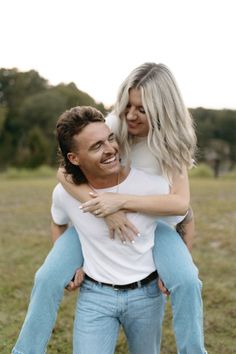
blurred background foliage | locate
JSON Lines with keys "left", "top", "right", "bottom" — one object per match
{"left": 0, "top": 67, "right": 235, "bottom": 177}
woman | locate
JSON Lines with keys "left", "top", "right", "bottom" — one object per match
{"left": 13, "top": 63, "right": 207, "bottom": 354}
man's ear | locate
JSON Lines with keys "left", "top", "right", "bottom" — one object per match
{"left": 67, "top": 152, "right": 80, "bottom": 166}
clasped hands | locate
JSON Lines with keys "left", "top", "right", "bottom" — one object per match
{"left": 81, "top": 192, "right": 139, "bottom": 244}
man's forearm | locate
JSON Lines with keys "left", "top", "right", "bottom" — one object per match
{"left": 176, "top": 208, "right": 195, "bottom": 252}
{"left": 51, "top": 221, "right": 68, "bottom": 243}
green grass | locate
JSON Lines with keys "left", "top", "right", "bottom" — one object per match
{"left": 0, "top": 176, "right": 236, "bottom": 353}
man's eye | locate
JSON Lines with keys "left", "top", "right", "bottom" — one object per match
{"left": 93, "top": 143, "right": 101, "bottom": 150}
{"left": 108, "top": 135, "right": 115, "bottom": 141}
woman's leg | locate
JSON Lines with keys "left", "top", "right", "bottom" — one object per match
{"left": 153, "top": 221, "right": 207, "bottom": 354}
{"left": 12, "top": 226, "right": 83, "bottom": 354}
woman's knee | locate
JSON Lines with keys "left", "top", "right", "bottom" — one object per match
{"left": 173, "top": 268, "right": 202, "bottom": 293}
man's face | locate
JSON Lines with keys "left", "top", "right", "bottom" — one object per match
{"left": 68, "top": 122, "right": 120, "bottom": 182}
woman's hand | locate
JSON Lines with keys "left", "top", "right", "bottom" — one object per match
{"left": 104, "top": 211, "right": 140, "bottom": 244}
{"left": 80, "top": 192, "right": 125, "bottom": 217}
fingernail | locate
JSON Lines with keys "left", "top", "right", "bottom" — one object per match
{"left": 131, "top": 240, "right": 135, "bottom": 244}
{"left": 137, "top": 233, "right": 141, "bottom": 237}
{"left": 122, "top": 241, "right": 126, "bottom": 245}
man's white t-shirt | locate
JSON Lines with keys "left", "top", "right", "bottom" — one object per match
{"left": 51, "top": 168, "right": 184, "bottom": 285}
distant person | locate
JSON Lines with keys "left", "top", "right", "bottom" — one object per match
{"left": 13, "top": 63, "right": 207, "bottom": 354}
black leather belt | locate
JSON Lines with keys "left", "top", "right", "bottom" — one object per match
{"left": 84, "top": 271, "right": 158, "bottom": 290}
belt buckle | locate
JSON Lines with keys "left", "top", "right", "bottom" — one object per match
{"left": 112, "top": 284, "right": 119, "bottom": 291}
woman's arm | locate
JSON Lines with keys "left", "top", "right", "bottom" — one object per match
{"left": 57, "top": 167, "right": 93, "bottom": 203}
{"left": 80, "top": 168, "right": 190, "bottom": 217}
{"left": 57, "top": 168, "right": 140, "bottom": 242}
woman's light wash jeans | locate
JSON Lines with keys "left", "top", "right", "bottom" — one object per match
{"left": 12, "top": 221, "right": 207, "bottom": 354}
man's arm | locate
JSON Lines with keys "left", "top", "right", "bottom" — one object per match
{"left": 50, "top": 220, "right": 68, "bottom": 243}
{"left": 176, "top": 207, "right": 195, "bottom": 252}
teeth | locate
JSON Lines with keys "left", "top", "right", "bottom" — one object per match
{"left": 103, "top": 156, "right": 116, "bottom": 164}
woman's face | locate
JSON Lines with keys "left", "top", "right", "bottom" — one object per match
{"left": 124, "top": 88, "right": 149, "bottom": 137}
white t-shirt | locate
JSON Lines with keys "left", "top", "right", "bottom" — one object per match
{"left": 51, "top": 168, "right": 184, "bottom": 285}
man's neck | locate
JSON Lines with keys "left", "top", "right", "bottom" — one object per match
{"left": 88, "top": 166, "right": 130, "bottom": 189}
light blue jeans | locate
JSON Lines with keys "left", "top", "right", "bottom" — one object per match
{"left": 12, "top": 221, "right": 207, "bottom": 354}
{"left": 73, "top": 278, "right": 165, "bottom": 354}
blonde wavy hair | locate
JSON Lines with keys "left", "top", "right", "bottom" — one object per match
{"left": 113, "top": 63, "right": 197, "bottom": 182}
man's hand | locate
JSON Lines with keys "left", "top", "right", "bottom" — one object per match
{"left": 65, "top": 268, "right": 85, "bottom": 291}
{"left": 158, "top": 278, "right": 170, "bottom": 296}
{"left": 176, "top": 206, "right": 194, "bottom": 252}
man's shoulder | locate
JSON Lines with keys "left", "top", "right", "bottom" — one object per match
{"left": 53, "top": 182, "right": 64, "bottom": 194}
{"left": 52, "top": 183, "right": 69, "bottom": 200}
{"left": 52, "top": 183, "right": 81, "bottom": 207}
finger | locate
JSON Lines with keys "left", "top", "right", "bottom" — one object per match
{"left": 80, "top": 199, "right": 98, "bottom": 210}
{"left": 93, "top": 209, "right": 103, "bottom": 216}
{"left": 119, "top": 225, "right": 135, "bottom": 243}
{"left": 65, "top": 281, "right": 74, "bottom": 291}
{"left": 84, "top": 206, "right": 98, "bottom": 213}
{"left": 116, "top": 228, "right": 127, "bottom": 244}
{"left": 108, "top": 227, "right": 115, "bottom": 240}
{"left": 74, "top": 269, "right": 85, "bottom": 287}
{"left": 81, "top": 205, "right": 99, "bottom": 213}
{"left": 158, "top": 279, "right": 170, "bottom": 295}
{"left": 125, "top": 220, "right": 140, "bottom": 237}
{"left": 89, "top": 192, "right": 99, "bottom": 198}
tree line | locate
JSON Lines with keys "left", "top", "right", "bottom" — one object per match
{"left": 0, "top": 68, "right": 235, "bottom": 177}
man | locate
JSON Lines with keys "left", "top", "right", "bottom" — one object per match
{"left": 12, "top": 105, "right": 206, "bottom": 354}
{"left": 52, "top": 106, "right": 167, "bottom": 353}
{"left": 51, "top": 106, "right": 189, "bottom": 354}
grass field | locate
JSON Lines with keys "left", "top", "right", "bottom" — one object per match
{"left": 0, "top": 176, "right": 236, "bottom": 353}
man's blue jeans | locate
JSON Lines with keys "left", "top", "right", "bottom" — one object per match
{"left": 73, "top": 278, "right": 165, "bottom": 354}
{"left": 12, "top": 222, "right": 207, "bottom": 354}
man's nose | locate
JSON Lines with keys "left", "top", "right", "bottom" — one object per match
{"left": 104, "top": 141, "right": 116, "bottom": 153}
{"left": 126, "top": 106, "right": 137, "bottom": 121}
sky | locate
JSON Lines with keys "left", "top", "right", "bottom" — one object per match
{"left": 1, "top": 0, "right": 236, "bottom": 109}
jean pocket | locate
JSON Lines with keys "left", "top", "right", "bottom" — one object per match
{"left": 80, "top": 279, "right": 95, "bottom": 293}
{"left": 143, "top": 279, "right": 160, "bottom": 297}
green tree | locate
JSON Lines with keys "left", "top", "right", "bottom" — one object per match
{"left": 25, "top": 127, "right": 50, "bottom": 168}
{"left": 0, "top": 104, "right": 7, "bottom": 135}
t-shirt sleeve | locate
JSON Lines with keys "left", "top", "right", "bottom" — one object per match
{"left": 51, "top": 184, "right": 70, "bottom": 225}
